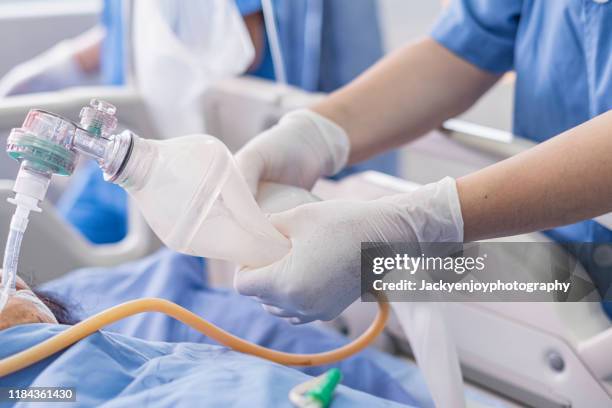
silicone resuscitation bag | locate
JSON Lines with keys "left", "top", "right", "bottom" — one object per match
{"left": 115, "top": 134, "right": 291, "bottom": 268}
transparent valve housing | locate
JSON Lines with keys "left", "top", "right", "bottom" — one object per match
{"left": 7, "top": 110, "right": 79, "bottom": 176}
{"left": 116, "top": 134, "right": 291, "bottom": 267}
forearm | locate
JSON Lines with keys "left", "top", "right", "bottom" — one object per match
{"left": 458, "top": 110, "right": 612, "bottom": 241}
{"left": 311, "top": 38, "right": 500, "bottom": 164}
{"left": 243, "top": 12, "right": 266, "bottom": 72}
{"left": 72, "top": 26, "right": 105, "bottom": 73}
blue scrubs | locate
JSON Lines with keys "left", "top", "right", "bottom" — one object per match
{"left": 432, "top": 0, "right": 612, "bottom": 312}
{"left": 100, "top": 0, "right": 124, "bottom": 86}
{"left": 58, "top": 0, "right": 396, "bottom": 244}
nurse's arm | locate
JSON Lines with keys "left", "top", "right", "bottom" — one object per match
{"left": 311, "top": 38, "right": 500, "bottom": 164}
{"left": 71, "top": 26, "right": 104, "bottom": 74}
{"left": 243, "top": 12, "right": 267, "bottom": 72}
{"left": 458, "top": 111, "right": 612, "bottom": 241}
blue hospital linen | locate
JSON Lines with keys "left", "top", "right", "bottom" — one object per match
{"left": 39, "top": 249, "right": 424, "bottom": 406}
{"left": 0, "top": 325, "right": 409, "bottom": 408}
{"left": 431, "top": 0, "right": 612, "bottom": 311}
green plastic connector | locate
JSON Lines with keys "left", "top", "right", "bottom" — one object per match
{"left": 305, "top": 368, "right": 342, "bottom": 408}
{"left": 86, "top": 120, "right": 103, "bottom": 137}
{"left": 7, "top": 133, "right": 77, "bottom": 176}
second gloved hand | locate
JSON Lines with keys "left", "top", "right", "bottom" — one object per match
{"left": 235, "top": 109, "right": 350, "bottom": 194}
{"left": 235, "top": 177, "right": 464, "bottom": 323}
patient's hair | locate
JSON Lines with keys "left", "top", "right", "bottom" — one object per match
{"left": 33, "top": 290, "right": 79, "bottom": 325}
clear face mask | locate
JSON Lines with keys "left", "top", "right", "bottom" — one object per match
{"left": 0, "top": 278, "right": 14, "bottom": 315}
{"left": 13, "top": 289, "right": 57, "bottom": 323}
{"left": 0, "top": 282, "right": 57, "bottom": 324}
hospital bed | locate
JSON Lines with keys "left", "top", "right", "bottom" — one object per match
{"left": 0, "top": 77, "right": 611, "bottom": 407}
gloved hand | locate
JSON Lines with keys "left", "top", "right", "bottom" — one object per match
{"left": 235, "top": 109, "right": 350, "bottom": 194}
{"left": 235, "top": 177, "right": 464, "bottom": 323}
{"left": 0, "top": 30, "right": 102, "bottom": 97}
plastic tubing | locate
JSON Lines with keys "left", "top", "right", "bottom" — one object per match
{"left": 2, "top": 228, "right": 24, "bottom": 290}
{"left": 0, "top": 228, "right": 25, "bottom": 313}
{"left": 1, "top": 167, "right": 49, "bottom": 314}
{"left": 0, "top": 297, "right": 389, "bottom": 377}
{"left": 261, "top": 0, "right": 287, "bottom": 85}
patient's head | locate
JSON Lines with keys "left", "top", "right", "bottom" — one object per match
{"left": 0, "top": 276, "right": 77, "bottom": 331}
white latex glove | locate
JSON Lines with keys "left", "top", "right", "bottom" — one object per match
{"left": 235, "top": 177, "right": 463, "bottom": 323}
{"left": 0, "top": 30, "right": 102, "bottom": 97}
{"left": 235, "top": 109, "right": 350, "bottom": 194}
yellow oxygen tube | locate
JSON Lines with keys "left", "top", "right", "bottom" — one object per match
{"left": 0, "top": 297, "right": 389, "bottom": 377}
